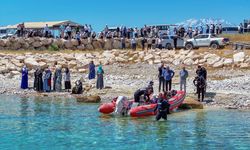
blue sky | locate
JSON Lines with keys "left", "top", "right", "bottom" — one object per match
{"left": 0, "top": 0, "right": 249, "bottom": 31}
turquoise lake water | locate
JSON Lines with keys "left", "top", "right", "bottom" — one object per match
{"left": 0, "top": 95, "right": 250, "bottom": 150}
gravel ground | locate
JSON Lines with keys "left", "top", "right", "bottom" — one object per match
{"left": 0, "top": 63, "right": 250, "bottom": 109}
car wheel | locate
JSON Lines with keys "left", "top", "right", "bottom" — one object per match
{"left": 166, "top": 43, "right": 172, "bottom": 50}
{"left": 185, "top": 43, "right": 193, "bottom": 50}
{"left": 210, "top": 43, "right": 219, "bottom": 50}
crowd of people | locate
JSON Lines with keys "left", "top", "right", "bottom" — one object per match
{"left": 130, "top": 64, "right": 207, "bottom": 121}
{"left": 20, "top": 61, "right": 105, "bottom": 94}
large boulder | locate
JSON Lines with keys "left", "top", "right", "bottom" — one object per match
{"left": 240, "top": 63, "right": 249, "bottom": 69}
{"left": 92, "top": 40, "right": 102, "bottom": 49}
{"left": 223, "top": 58, "right": 233, "bottom": 66}
{"left": 77, "top": 45, "right": 85, "bottom": 50}
{"left": 144, "top": 54, "right": 154, "bottom": 61}
{"left": 75, "top": 95, "right": 101, "bottom": 103}
{"left": 0, "top": 66, "right": 8, "bottom": 74}
{"left": 32, "top": 41, "right": 42, "bottom": 48}
{"left": 68, "top": 60, "right": 77, "bottom": 68}
{"left": 233, "top": 52, "right": 245, "bottom": 63}
{"left": 71, "top": 39, "right": 79, "bottom": 46}
{"left": 85, "top": 44, "right": 94, "bottom": 50}
{"left": 41, "top": 38, "right": 53, "bottom": 46}
{"left": 104, "top": 39, "right": 113, "bottom": 50}
{"left": 64, "top": 40, "right": 74, "bottom": 49}
{"left": 38, "top": 62, "right": 48, "bottom": 69}
{"left": 24, "top": 57, "right": 39, "bottom": 69}
{"left": 112, "top": 39, "right": 121, "bottom": 49}
{"left": 183, "top": 58, "right": 194, "bottom": 66}
{"left": 205, "top": 54, "right": 221, "bottom": 65}
{"left": 0, "top": 40, "right": 6, "bottom": 47}
{"left": 213, "top": 59, "right": 224, "bottom": 68}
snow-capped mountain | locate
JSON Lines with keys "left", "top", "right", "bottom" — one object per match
{"left": 176, "top": 18, "right": 234, "bottom": 28}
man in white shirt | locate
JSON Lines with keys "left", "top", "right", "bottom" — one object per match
{"left": 44, "top": 24, "right": 49, "bottom": 38}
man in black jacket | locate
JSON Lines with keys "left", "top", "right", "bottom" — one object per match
{"left": 134, "top": 88, "right": 153, "bottom": 103}
{"left": 193, "top": 76, "right": 206, "bottom": 102}
{"left": 158, "top": 63, "right": 165, "bottom": 92}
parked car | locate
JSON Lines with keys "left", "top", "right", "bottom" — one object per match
{"left": 0, "top": 34, "right": 13, "bottom": 39}
{"left": 162, "top": 35, "right": 184, "bottom": 50}
{"left": 184, "top": 34, "right": 229, "bottom": 50}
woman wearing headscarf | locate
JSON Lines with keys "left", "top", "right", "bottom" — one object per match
{"left": 55, "top": 68, "right": 62, "bottom": 92}
{"left": 43, "top": 68, "right": 52, "bottom": 92}
{"left": 64, "top": 67, "right": 71, "bottom": 92}
{"left": 88, "top": 61, "right": 96, "bottom": 80}
{"left": 96, "top": 65, "right": 104, "bottom": 90}
{"left": 21, "top": 65, "right": 28, "bottom": 89}
{"left": 35, "top": 68, "right": 43, "bottom": 92}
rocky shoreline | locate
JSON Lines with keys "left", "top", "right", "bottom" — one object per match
{"left": 0, "top": 48, "right": 250, "bottom": 109}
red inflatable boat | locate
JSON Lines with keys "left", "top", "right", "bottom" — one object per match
{"left": 98, "top": 90, "right": 186, "bottom": 117}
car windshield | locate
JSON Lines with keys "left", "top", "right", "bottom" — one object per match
{"left": 211, "top": 34, "right": 218, "bottom": 38}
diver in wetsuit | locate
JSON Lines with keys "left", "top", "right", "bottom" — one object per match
{"left": 155, "top": 96, "right": 170, "bottom": 121}
{"left": 134, "top": 88, "right": 153, "bottom": 103}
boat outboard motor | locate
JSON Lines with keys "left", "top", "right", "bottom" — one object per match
{"left": 114, "top": 96, "right": 130, "bottom": 116}
{"left": 72, "top": 80, "right": 83, "bottom": 94}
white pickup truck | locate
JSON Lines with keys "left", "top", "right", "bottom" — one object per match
{"left": 184, "top": 34, "right": 229, "bottom": 50}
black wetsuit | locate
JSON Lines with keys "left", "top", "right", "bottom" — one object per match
{"left": 134, "top": 88, "right": 150, "bottom": 103}
{"left": 193, "top": 76, "right": 206, "bottom": 102}
{"left": 158, "top": 66, "right": 165, "bottom": 92}
{"left": 155, "top": 99, "right": 170, "bottom": 121}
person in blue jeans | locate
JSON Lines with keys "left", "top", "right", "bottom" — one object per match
{"left": 162, "top": 66, "right": 175, "bottom": 91}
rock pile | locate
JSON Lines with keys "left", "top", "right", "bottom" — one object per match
{"left": 0, "top": 49, "right": 250, "bottom": 76}
{"left": 0, "top": 37, "right": 144, "bottom": 50}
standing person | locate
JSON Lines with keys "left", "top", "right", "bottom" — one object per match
{"left": 193, "top": 76, "right": 206, "bottom": 102}
{"left": 200, "top": 26, "right": 204, "bottom": 34}
{"left": 131, "top": 38, "right": 136, "bottom": 50}
{"left": 141, "top": 37, "right": 146, "bottom": 50}
{"left": 179, "top": 66, "right": 189, "bottom": 92}
{"left": 219, "top": 24, "right": 223, "bottom": 34}
{"left": 20, "top": 23, "right": 25, "bottom": 37}
{"left": 173, "top": 35, "right": 177, "bottom": 50}
{"left": 147, "top": 37, "right": 152, "bottom": 50}
{"left": 154, "top": 94, "right": 170, "bottom": 121}
{"left": 64, "top": 67, "right": 71, "bottom": 92}
{"left": 66, "top": 24, "right": 72, "bottom": 40}
{"left": 206, "top": 24, "right": 209, "bottom": 34}
{"left": 44, "top": 24, "right": 49, "bottom": 38}
{"left": 216, "top": 24, "right": 219, "bottom": 35}
{"left": 76, "top": 32, "right": 81, "bottom": 45}
{"left": 88, "top": 61, "right": 96, "bottom": 80}
{"left": 158, "top": 63, "right": 165, "bottom": 92}
{"left": 54, "top": 68, "right": 62, "bottom": 92}
{"left": 43, "top": 68, "right": 52, "bottom": 92}
{"left": 21, "top": 65, "right": 28, "bottom": 89}
{"left": 35, "top": 68, "right": 43, "bottom": 92}
{"left": 163, "top": 66, "right": 175, "bottom": 91}
{"left": 96, "top": 64, "right": 104, "bottom": 90}
{"left": 157, "top": 37, "right": 162, "bottom": 49}
{"left": 59, "top": 25, "right": 65, "bottom": 38}
{"left": 17, "top": 24, "right": 21, "bottom": 37}
{"left": 121, "top": 36, "right": 126, "bottom": 49}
